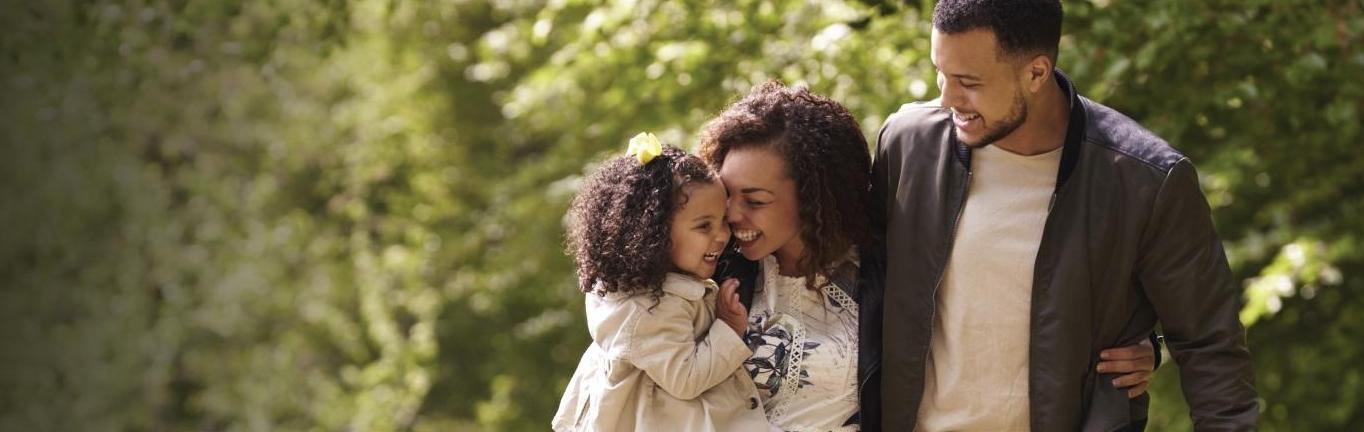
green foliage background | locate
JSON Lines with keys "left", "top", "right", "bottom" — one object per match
{"left": 2, "top": 0, "right": 1361, "bottom": 430}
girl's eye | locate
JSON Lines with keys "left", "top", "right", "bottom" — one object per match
{"left": 696, "top": 222, "right": 712, "bottom": 231}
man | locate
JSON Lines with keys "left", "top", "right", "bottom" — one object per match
{"left": 863, "top": 0, "right": 1258, "bottom": 430}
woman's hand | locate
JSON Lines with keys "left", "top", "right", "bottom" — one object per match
{"left": 716, "top": 278, "right": 748, "bottom": 337}
{"left": 1097, "top": 338, "right": 1157, "bottom": 398}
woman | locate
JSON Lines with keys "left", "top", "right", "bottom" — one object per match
{"left": 699, "top": 81, "right": 871, "bottom": 430}
{"left": 698, "top": 81, "right": 1156, "bottom": 431}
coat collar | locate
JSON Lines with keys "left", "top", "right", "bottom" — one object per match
{"left": 662, "top": 273, "right": 717, "bottom": 301}
{"left": 1054, "top": 68, "right": 1086, "bottom": 189}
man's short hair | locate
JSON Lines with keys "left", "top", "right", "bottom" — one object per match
{"left": 932, "top": 0, "right": 1062, "bottom": 63}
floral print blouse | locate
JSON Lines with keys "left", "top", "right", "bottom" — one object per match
{"left": 743, "top": 256, "right": 860, "bottom": 432}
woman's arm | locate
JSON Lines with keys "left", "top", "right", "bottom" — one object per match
{"left": 1097, "top": 338, "right": 1158, "bottom": 398}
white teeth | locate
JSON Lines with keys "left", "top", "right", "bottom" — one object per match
{"left": 735, "top": 230, "right": 760, "bottom": 242}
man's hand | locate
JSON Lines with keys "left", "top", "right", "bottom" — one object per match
{"left": 716, "top": 278, "right": 748, "bottom": 337}
{"left": 1097, "top": 338, "right": 1156, "bottom": 398}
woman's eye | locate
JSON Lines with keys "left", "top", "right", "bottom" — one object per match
{"left": 747, "top": 200, "right": 766, "bottom": 207}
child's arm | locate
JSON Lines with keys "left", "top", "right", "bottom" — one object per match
{"left": 626, "top": 295, "right": 751, "bottom": 400}
{"left": 716, "top": 278, "right": 748, "bottom": 336}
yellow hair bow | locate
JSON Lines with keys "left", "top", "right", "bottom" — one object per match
{"left": 626, "top": 132, "right": 663, "bottom": 165}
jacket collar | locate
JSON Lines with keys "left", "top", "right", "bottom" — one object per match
{"left": 1054, "top": 69, "right": 1086, "bottom": 189}
{"left": 662, "top": 273, "right": 716, "bottom": 301}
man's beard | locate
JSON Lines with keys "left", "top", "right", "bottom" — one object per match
{"left": 961, "top": 90, "right": 1028, "bottom": 149}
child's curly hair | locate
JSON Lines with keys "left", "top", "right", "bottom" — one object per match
{"left": 566, "top": 144, "right": 720, "bottom": 297}
{"left": 697, "top": 81, "right": 871, "bottom": 289}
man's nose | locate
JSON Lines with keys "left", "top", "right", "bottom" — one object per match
{"left": 939, "top": 80, "right": 963, "bottom": 109}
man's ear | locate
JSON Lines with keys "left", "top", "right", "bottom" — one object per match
{"left": 1025, "top": 55, "right": 1053, "bottom": 94}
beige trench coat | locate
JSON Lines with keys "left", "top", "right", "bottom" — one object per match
{"left": 553, "top": 273, "right": 771, "bottom": 431}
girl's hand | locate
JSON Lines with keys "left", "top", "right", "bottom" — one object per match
{"left": 716, "top": 278, "right": 748, "bottom": 337}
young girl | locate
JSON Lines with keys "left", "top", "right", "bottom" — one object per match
{"left": 552, "top": 133, "right": 768, "bottom": 431}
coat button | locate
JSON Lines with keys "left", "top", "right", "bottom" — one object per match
{"left": 749, "top": 397, "right": 758, "bottom": 409}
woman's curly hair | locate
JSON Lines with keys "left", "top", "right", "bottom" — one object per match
{"left": 566, "top": 145, "right": 720, "bottom": 297}
{"left": 697, "top": 81, "right": 872, "bottom": 289}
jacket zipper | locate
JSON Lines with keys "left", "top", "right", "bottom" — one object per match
{"left": 1029, "top": 185, "right": 1071, "bottom": 431}
{"left": 921, "top": 169, "right": 972, "bottom": 382}
{"left": 858, "top": 168, "right": 973, "bottom": 425}
{"left": 857, "top": 170, "right": 972, "bottom": 428}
